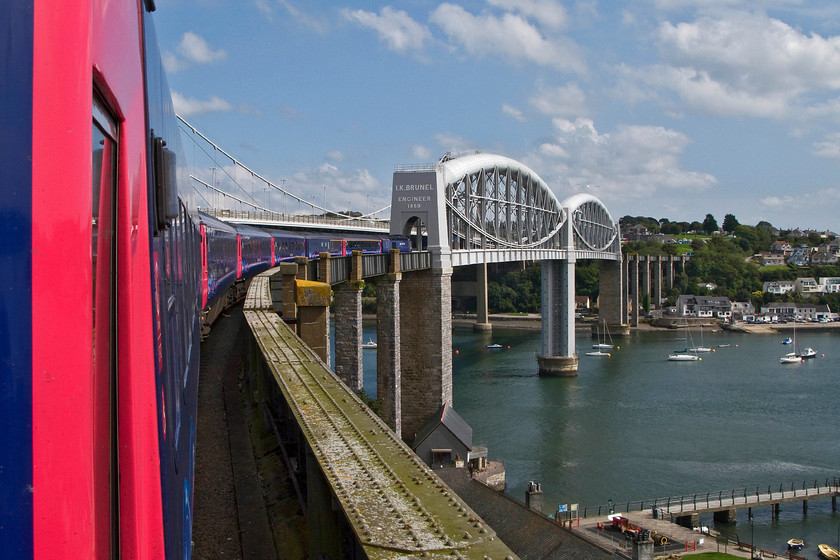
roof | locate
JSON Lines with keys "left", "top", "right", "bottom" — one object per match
{"left": 412, "top": 402, "right": 473, "bottom": 450}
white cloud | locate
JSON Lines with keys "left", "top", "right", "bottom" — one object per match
{"left": 486, "top": 0, "right": 568, "bottom": 29}
{"left": 171, "top": 91, "right": 235, "bottom": 116}
{"left": 434, "top": 132, "right": 474, "bottom": 154}
{"left": 164, "top": 32, "right": 226, "bottom": 73}
{"left": 343, "top": 7, "right": 431, "bottom": 52}
{"left": 326, "top": 150, "right": 345, "bottom": 162}
{"left": 529, "top": 82, "right": 588, "bottom": 117}
{"left": 277, "top": 0, "right": 328, "bottom": 34}
{"left": 290, "top": 163, "right": 385, "bottom": 213}
{"left": 530, "top": 118, "right": 717, "bottom": 203}
{"left": 636, "top": 11, "right": 840, "bottom": 118}
{"left": 430, "top": 3, "right": 586, "bottom": 73}
{"left": 412, "top": 145, "right": 433, "bottom": 160}
{"left": 502, "top": 103, "right": 527, "bottom": 121}
{"left": 178, "top": 31, "right": 226, "bottom": 64}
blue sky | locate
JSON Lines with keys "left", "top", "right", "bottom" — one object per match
{"left": 154, "top": 1, "right": 840, "bottom": 231}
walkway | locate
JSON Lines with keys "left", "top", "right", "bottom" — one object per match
{"left": 193, "top": 305, "right": 306, "bottom": 559}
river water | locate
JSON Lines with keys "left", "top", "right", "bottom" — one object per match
{"left": 337, "top": 321, "right": 840, "bottom": 556}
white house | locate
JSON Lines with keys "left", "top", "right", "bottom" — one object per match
{"left": 762, "top": 280, "right": 795, "bottom": 295}
{"left": 819, "top": 277, "right": 840, "bottom": 294}
{"left": 795, "top": 277, "right": 822, "bottom": 295}
{"left": 760, "top": 302, "right": 817, "bottom": 321}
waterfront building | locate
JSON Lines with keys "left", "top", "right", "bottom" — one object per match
{"left": 673, "top": 294, "right": 732, "bottom": 318}
{"left": 763, "top": 280, "right": 796, "bottom": 295}
{"left": 819, "top": 277, "right": 840, "bottom": 293}
{"left": 760, "top": 301, "right": 817, "bottom": 321}
{"left": 795, "top": 277, "right": 822, "bottom": 295}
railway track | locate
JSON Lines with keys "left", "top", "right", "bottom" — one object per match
{"left": 243, "top": 271, "right": 516, "bottom": 559}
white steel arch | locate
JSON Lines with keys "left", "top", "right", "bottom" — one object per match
{"left": 389, "top": 152, "right": 621, "bottom": 267}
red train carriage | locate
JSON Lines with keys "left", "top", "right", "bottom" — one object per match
{"left": 1, "top": 1, "right": 201, "bottom": 558}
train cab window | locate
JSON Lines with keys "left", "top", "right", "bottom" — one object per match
{"left": 92, "top": 98, "right": 119, "bottom": 557}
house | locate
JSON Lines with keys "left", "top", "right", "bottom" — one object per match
{"left": 787, "top": 248, "right": 810, "bottom": 266}
{"left": 819, "top": 277, "right": 840, "bottom": 294}
{"left": 815, "top": 305, "right": 837, "bottom": 322}
{"left": 574, "top": 295, "right": 590, "bottom": 310}
{"left": 811, "top": 251, "right": 839, "bottom": 265}
{"left": 794, "top": 277, "right": 822, "bottom": 295}
{"left": 760, "top": 302, "right": 817, "bottom": 321}
{"left": 758, "top": 252, "right": 786, "bottom": 266}
{"left": 770, "top": 241, "right": 793, "bottom": 255}
{"left": 730, "top": 301, "right": 755, "bottom": 319}
{"left": 673, "top": 295, "right": 732, "bottom": 318}
{"left": 624, "top": 224, "right": 650, "bottom": 241}
{"left": 762, "top": 281, "right": 795, "bottom": 295}
{"left": 412, "top": 402, "right": 473, "bottom": 469}
{"left": 697, "top": 282, "right": 717, "bottom": 291}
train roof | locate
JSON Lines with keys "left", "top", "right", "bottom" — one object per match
{"left": 198, "top": 212, "right": 238, "bottom": 233}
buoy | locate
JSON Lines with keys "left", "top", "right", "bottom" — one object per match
{"left": 616, "top": 346, "right": 621, "bottom": 350}
{"left": 821, "top": 353, "right": 825, "bottom": 357}
{"left": 455, "top": 350, "right": 459, "bottom": 354}
{"left": 712, "top": 349, "right": 715, "bottom": 352}
{"left": 507, "top": 345, "right": 510, "bottom": 349}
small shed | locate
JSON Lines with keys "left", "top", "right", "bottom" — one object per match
{"left": 412, "top": 403, "right": 472, "bottom": 469}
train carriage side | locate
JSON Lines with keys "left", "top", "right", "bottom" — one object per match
{"left": 199, "top": 213, "right": 238, "bottom": 308}
{"left": 236, "top": 223, "right": 274, "bottom": 277}
{"left": 270, "top": 229, "right": 307, "bottom": 263}
{"left": 304, "top": 235, "right": 345, "bottom": 258}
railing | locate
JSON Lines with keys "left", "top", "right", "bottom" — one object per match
{"left": 202, "top": 207, "right": 390, "bottom": 230}
{"left": 300, "top": 251, "right": 433, "bottom": 285}
{"left": 577, "top": 477, "right": 840, "bottom": 518}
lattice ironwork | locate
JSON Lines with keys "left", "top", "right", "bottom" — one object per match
{"left": 567, "top": 194, "right": 620, "bottom": 252}
{"left": 443, "top": 154, "right": 566, "bottom": 251}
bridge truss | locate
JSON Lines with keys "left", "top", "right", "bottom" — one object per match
{"left": 433, "top": 153, "right": 620, "bottom": 266}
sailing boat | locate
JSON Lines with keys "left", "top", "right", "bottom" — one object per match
{"left": 669, "top": 316, "right": 701, "bottom": 361}
{"left": 780, "top": 320, "right": 803, "bottom": 363}
{"left": 691, "top": 322, "right": 713, "bottom": 353}
{"left": 592, "top": 320, "right": 619, "bottom": 350}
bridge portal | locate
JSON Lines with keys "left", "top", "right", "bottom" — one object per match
{"left": 389, "top": 152, "right": 622, "bottom": 387}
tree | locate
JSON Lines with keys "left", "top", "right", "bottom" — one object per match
{"left": 702, "top": 213, "right": 718, "bottom": 234}
{"left": 722, "top": 213, "right": 740, "bottom": 233}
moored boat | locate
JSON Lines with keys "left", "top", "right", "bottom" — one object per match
{"left": 818, "top": 544, "right": 840, "bottom": 559}
{"left": 486, "top": 343, "right": 503, "bottom": 349}
{"left": 780, "top": 353, "right": 802, "bottom": 364}
{"left": 800, "top": 346, "right": 817, "bottom": 359}
{"left": 586, "top": 350, "right": 611, "bottom": 357}
{"left": 787, "top": 538, "right": 804, "bottom": 550}
{"left": 782, "top": 337, "right": 793, "bottom": 344}
{"left": 668, "top": 353, "right": 700, "bottom": 361}
{"left": 362, "top": 338, "right": 377, "bottom": 349}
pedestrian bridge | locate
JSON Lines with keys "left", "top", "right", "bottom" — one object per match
{"left": 391, "top": 152, "right": 621, "bottom": 268}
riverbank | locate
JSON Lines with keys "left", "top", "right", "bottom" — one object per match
{"left": 449, "top": 313, "right": 840, "bottom": 334}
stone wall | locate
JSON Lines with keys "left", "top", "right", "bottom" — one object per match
{"left": 399, "top": 268, "right": 453, "bottom": 440}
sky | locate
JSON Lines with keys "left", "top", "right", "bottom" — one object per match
{"left": 152, "top": 0, "right": 840, "bottom": 231}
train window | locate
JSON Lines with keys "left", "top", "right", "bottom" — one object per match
{"left": 92, "top": 97, "right": 119, "bottom": 557}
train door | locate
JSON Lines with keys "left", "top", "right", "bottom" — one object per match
{"left": 92, "top": 97, "right": 119, "bottom": 558}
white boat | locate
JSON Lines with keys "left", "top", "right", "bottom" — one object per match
{"left": 486, "top": 343, "right": 503, "bottom": 349}
{"left": 780, "top": 353, "right": 802, "bottom": 364}
{"left": 782, "top": 337, "right": 793, "bottom": 345}
{"left": 801, "top": 346, "right": 817, "bottom": 359}
{"left": 362, "top": 338, "right": 377, "bottom": 349}
{"left": 592, "top": 320, "right": 618, "bottom": 350}
{"left": 691, "top": 323, "right": 713, "bottom": 352}
{"left": 586, "top": 350, "right": 611, "bottom": 357}
{"left": 668, "top": 353, "right": 700, "bottom": 361}
{"left": 787, "top": 538, "right": 804, "bottom": 550}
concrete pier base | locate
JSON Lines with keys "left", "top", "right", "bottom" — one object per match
{"left": 714, "top": 508, "right": 737, "bottom": 524}
{"left": 632, "top": 538, "right": 654, "bottom": 560}
{"left": 472, "top": 321, "right": 492, "bottom": 332}
{"left": 537, "top": 355, "right": 579, "bottom": 377}
{"left": 675, "top": 513, "right": 699, "bottom": 529}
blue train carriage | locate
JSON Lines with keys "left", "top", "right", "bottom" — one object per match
{"left": 382, "top": 235, "right": 411, "bottom": 253}
{"left": 236, "top": 223, "right": 274, "bottom": 278}
{"left": 345, "top": 234, "right": 383, "bottom": 254}
{"left": 304, "top": 235, "right": 346, "bottom": 258}
{"left": 199, "top": 212, "right": 238, "bottom": 308}
{"left": 269, "top": 229, "right": 307, "bottom": 263}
